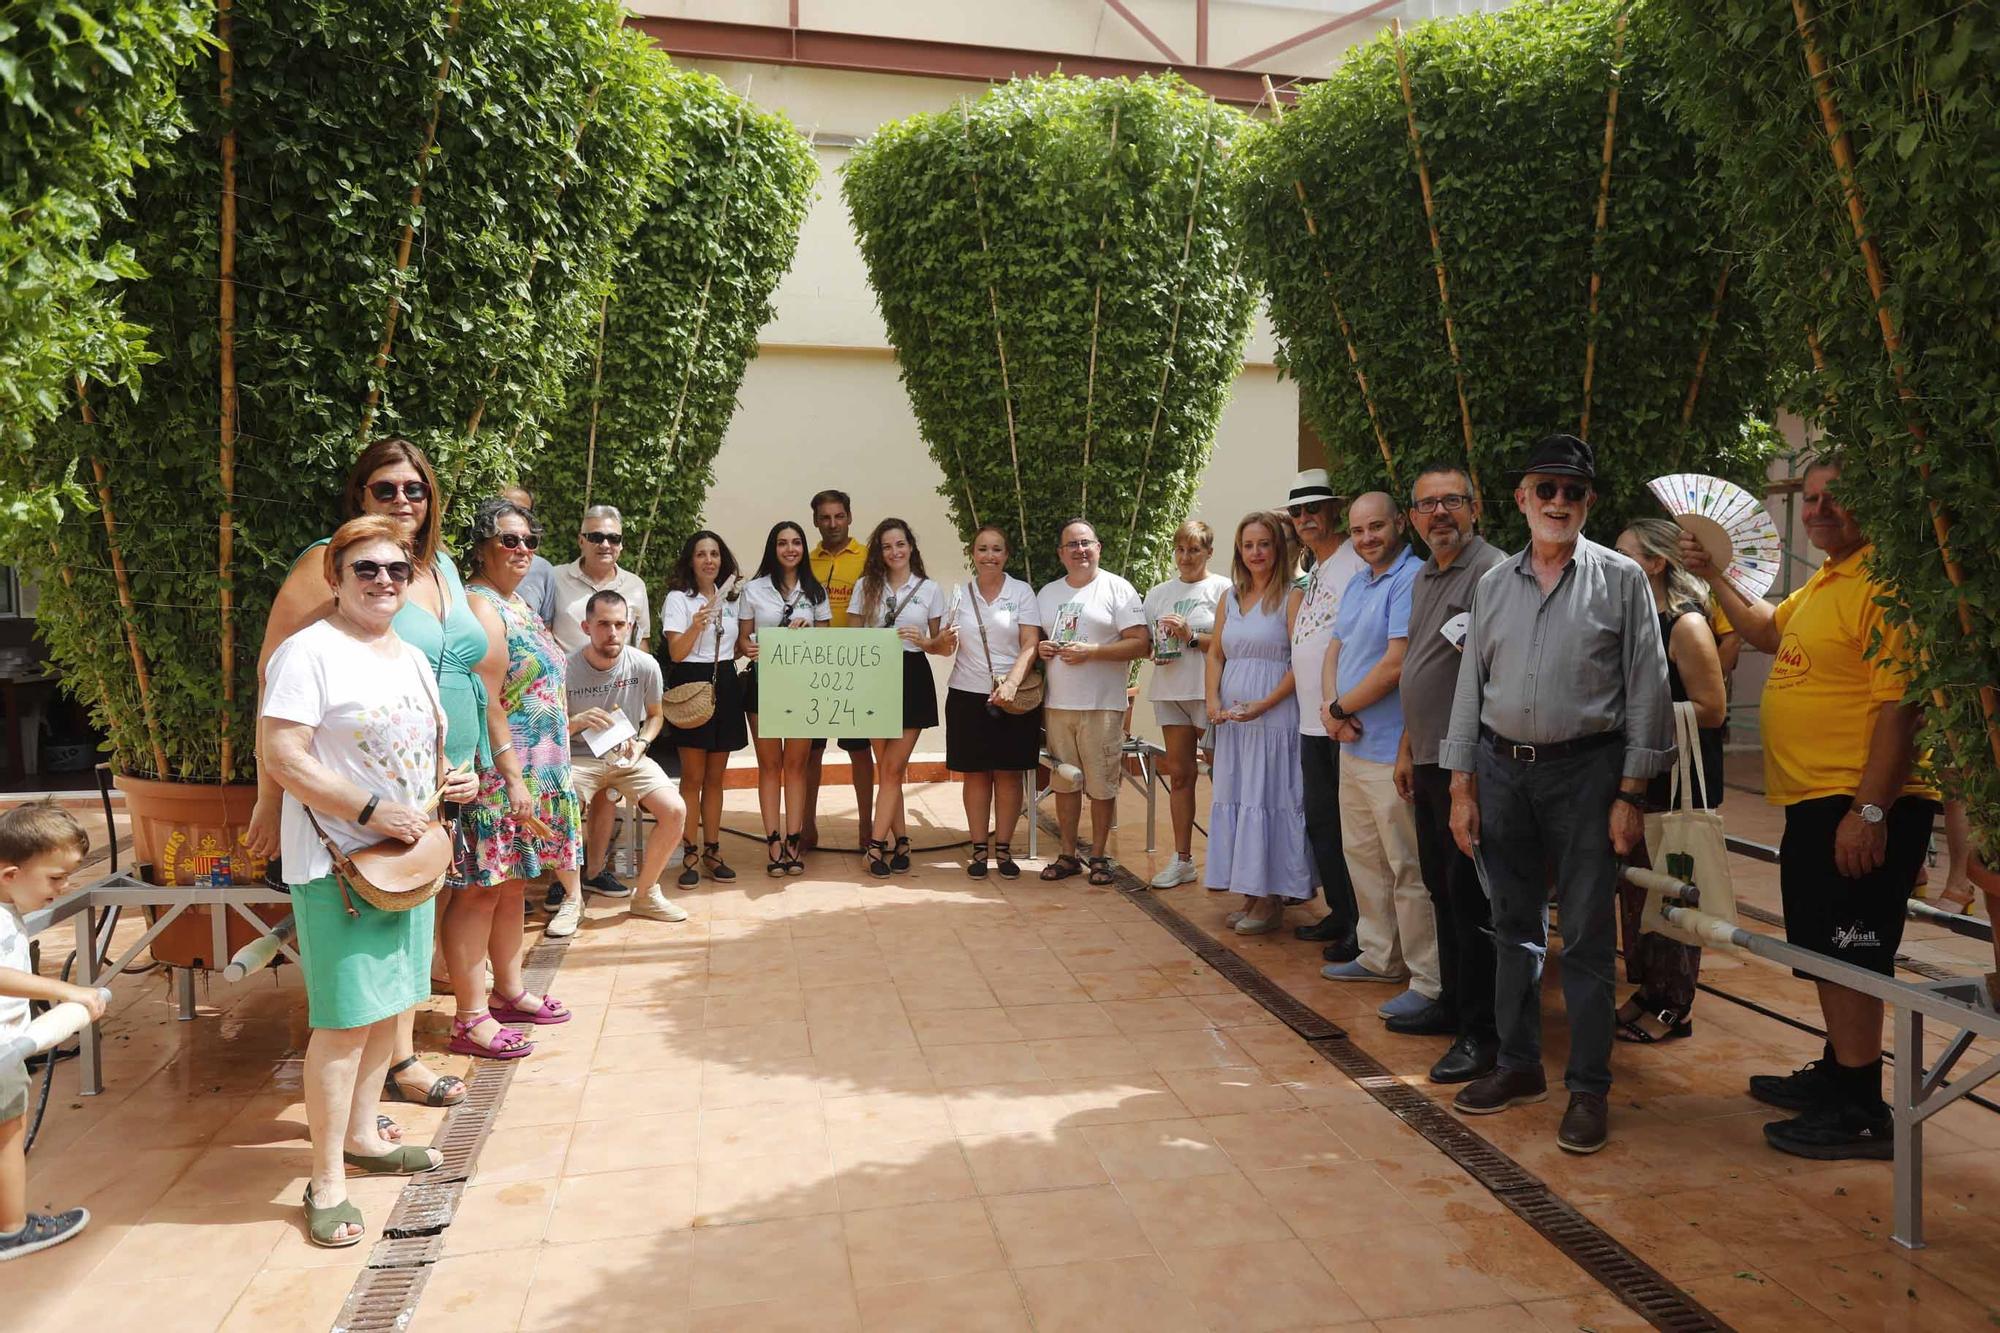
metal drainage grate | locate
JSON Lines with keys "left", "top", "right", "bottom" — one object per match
{"left": 333, "top": 1265, "right": 430, "bottom": 1333}
{"left": 419, "top": 1057, "right": 517, "bottom": 1183}
{"left": 366, "top": 1232, "right": 443, "bottom": 1269}
{"left": 382, "top": 1180, "right": 463, "bottom": 1237}
{"left": 1507, "top": 1191, "right": 1728, "bottom": 1333}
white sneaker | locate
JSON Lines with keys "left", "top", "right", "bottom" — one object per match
{"left": 630, "top": 887, "right": 688, "bottom": 923}
{"left": 1150, "top": 856, "right": 1199, "bottom": 889}
{"left": 546, "top": 893, "right": 583, "bottom": 938}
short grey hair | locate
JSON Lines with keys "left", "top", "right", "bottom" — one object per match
{"left": 582, "top": 504, "right": 623, "bottom": 528}
{"left": 467, "top": 496, "right": 541, "bottom": 549}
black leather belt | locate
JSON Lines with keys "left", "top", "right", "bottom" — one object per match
{"left": 1481, "top": 728, "right": 1622, "bottom": 764}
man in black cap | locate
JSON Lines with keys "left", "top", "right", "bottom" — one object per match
{"left": 1438, "top": 434, "right": 1672, "bottom": 1154}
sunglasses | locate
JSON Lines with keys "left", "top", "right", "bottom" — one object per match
{"left": 494, "top": 532, "right": 540, "bottom": 551}
{"left": 1286, "top": 500, "right": 1330, "bottom": 518}
{"left": 350, "top": 559, "right": 413, "bottom": 585}
{"left": 582, "top": 531, "right": 624, "bottom": 546}
{"left": 1532, "top": 481, "right": 1590, "bottom": 503}
{"left": 367, "top": 480, "right": 430, "bottom": 504}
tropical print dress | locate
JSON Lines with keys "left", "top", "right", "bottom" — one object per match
{"left": 459, "top": 584, "right": 582, "bottom": 885}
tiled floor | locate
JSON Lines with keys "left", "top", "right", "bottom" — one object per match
{"left": 5, "top": 770, "right": 2000, "bottom": 1331}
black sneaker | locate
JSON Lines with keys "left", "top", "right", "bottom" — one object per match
{"left": 1749, "top": 1057, "right": 1842, "bottom": 1112}
{"left": 1293, "top": 915, "right": 1350, "bottom": 943}
{"left": 0, "top": 1209, "right": 89, "bottom": 1263}
{"left": 543, "top": 881, "right": 566, "bottom": 914}
{"left": 1763, "top": 1100, "right": 1894, "bottom": 1161}
{"left": 584, "top": 869, "right": 633, "bottom": 898}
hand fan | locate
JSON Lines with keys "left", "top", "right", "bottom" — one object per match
{"left": 1646, "top": 473, "right": 1782, "bottom": 601}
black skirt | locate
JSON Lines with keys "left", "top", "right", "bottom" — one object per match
{"left": 945, "top": 687, "right": 1041, "bottom": 772}
{"left": 899, "top": 649, "right": 939, "bottom": 732}
{"left": 662, "top": 657, "right": 747, "bottom": 753}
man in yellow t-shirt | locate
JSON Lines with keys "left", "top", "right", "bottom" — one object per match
{"left": 802, "top": 488, "right": 873, "bottom": 850}
{"left": 1688, "top": 459, "right": 1937, "bottom": 1162}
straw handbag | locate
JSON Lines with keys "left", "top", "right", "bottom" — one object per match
{"left": 305, "top": 670, "right": 452, "bottom": 916}
{"left": 662, "top": 593, "right": 727, "bottom": 729}
{"left": 969, "top": 584, "right": 1044, "bottom": 714}
{"left": 1640, "top": 700, "right": 1735, "bottom": 946}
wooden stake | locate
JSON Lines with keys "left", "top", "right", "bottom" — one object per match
{"left": 1578, "top": 13, "right": 1628, "bottom": 441}
{"left": 359, "top": 0, "right": 464, "bottom": 444}
{"left": 216, "top": 0, "right": 239, "bottom": 781}
{"left": 78, "top": 385, "right": 169, "bottom": 780}
{"left": 1791, "top": 0, "right": 2000, "bottom": 769}
{"left": 581, "top": 288, "right": 611, "bottom": 516}
{"left": 1078, "top": 106, "right": 1121, "bottom": 516}
{"left": 1389, "top": 23, "right": 1479, "bottom": 497}
{"left": 923, "top": 310, "right": 983, "bottom": 533}
{"left": 960, "top": 102, "right": 1035, "bottom": 585}
{"left": 1263, "top": 75, "right": 1397, "bottom": 489}
{"left": 1678, "top": 259, "right": 1732, "bottom": 428}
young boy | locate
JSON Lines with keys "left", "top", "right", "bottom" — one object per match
{"left": 0, "top": 802, "right": 102, "bottom": 1262}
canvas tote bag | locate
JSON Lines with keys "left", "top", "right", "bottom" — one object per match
{"left": 1641, "top": 699, "right": 1736, "bottom": 946}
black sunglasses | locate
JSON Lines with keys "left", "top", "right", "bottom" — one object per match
{"left": 367, "top": 480, "right": 429, "bottom": 503}
{"left": 1286, "top": 500, "right": 1330, "bottom": 517}
{"left": 1532, "top": 481, "right": 1590, "bottom": 503}
{"left": 350, "top": 559, "right": 413, "bottom": 585}
{"left": 495, "top": 532, "right": 540, "bottom": 551}
{"left": 582, "top": 531, "right": 623, "bottom": 545}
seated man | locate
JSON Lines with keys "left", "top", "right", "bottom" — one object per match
{"left": 564, "top": 591, "right": 690, "bottom": 926}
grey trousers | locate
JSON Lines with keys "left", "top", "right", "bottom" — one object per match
{"left": 1474, "top": 739, "right": 1624, "bottom": 1096}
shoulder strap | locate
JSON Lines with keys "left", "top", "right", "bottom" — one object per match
{"left": 968, "top": 582, "right": 1001, "bottom": 689}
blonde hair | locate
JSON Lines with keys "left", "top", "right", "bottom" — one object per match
{"left": 1230, "top": 511, "right": 1296, "bottom": 613}
{"left": 1621, "top": 517, "right": 1709, "bottom": 616}
{"left": 1172, "top": 519, "right": 1214, "bottom": 553}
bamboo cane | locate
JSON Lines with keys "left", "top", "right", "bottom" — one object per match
{"left": 1678, "top": 259, "right": 1732, "bottom": 428}
{"left": 1262, "top": 76, "right": 1397, "bottom": 489}
{"left": 216, "top": 0, "right": 239, "bottom": 781}
{"left": 1578, "top": 13, "right": 1628, "bottom": 441}
{"left": 922, "top": 310, "right": 983, "bottom": 533}
{"left": 1791, "top": 0, "right": 2000, "bottom": 770}
{"left": 960, "top": 101, "right": 1035, "bottom": 585}
{"left": 77, "top": 385, "right": 169, "bottom": 780}
{"left": 1078, "top": 106, "right": 1121, "bottom": 516}
{"left": 1391, "top": 21, "right": 1480, "bottom": 498}
{"left": 358, "top": 0, "right": 464, "bottom": 444}
{"left": 581, "top": 288, "right": 611, "bottom": 516}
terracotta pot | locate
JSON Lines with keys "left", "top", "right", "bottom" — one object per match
{"left": 113, "top": 773, "right": 284, "bottom": 971}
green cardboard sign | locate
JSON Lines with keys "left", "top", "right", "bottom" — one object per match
{"left": 755, "top": 629, "right": 905, "bottom": 739}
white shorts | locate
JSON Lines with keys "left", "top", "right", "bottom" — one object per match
{"left": 1152, "top": 698, "right": 1209, "bottom": 735}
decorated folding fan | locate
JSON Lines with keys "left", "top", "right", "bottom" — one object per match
{"left": 1646, "top": 473, "right": 1782, "bottom": 602}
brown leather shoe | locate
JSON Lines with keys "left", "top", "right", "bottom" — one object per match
{"left": 1451, "top": 1065, "right": 1548, "bottom": 1115}
{"left": 1557, "top": 1091, "right": 1609, "bottom": 1154}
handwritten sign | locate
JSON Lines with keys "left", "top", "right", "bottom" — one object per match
{"left": 756, "top": 628, "right": 902, "bottom": 739}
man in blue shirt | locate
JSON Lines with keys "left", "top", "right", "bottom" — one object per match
{"left": 1317, "top": 493, "right": 1441, "bottom": 1029}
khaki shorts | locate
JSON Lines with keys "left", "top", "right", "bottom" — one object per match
{"left": 1, "top": 1048, "right": 29, "bottom": 1122}
{"left": 1044, "top": 708, "right": 1125, "bottom": 801}
{"left": 570, "top": 754, "right": 678, "bottom": 808}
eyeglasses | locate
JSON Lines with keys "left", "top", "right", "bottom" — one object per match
{"left": 1412, "top": 494, "right": 1473, "bottom": 515}
{"left": 1061, "top": 539, "right": 1099, "bottom": 552}
{"left": 1532, "top": 481, "right": 1590, "bottom": 503}
{"left": 494, "top": 532, "right": 540, "bottom": 551}
{"left": 367, "top": 480, "right": 430, "bottom": 504}
{"left": 350, "top": 559, "right": 413, "bottom": 585}
{"left": 582, "top": 531, "right": 623, "bottom": 546}
{"left": 1286, "top": 500, "right": 1329, "bottom": 518}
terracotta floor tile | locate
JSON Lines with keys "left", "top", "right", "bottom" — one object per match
{"left": 48, "top": 1272, "right": 253, "bottom": 1333}
{"left": 986, "top": 1183, "right": 1153, "bottom": 1268}
{"left": 1654, "top": 1180, "right": 1877, "bottom": 1270}
{"left": 854, "top": 1270, "right": 1033, "bottom": 1332}
{"left": 409, "top": 1247, "right": 540, "bottom": 1332}
{"left": 97, "top": 1203, "right": 288, "bottom": 1280}
{"left": 1096, "top": 996, "right": 1216, "bottom": 1033}
{"left": 1312, "top": 1101, "right": 1433, "bottom": 1158}
{"left": 822, "top": 1089, "right": 955, "bottom": 1150}
{"left": 579, "top": 1068, "right": 702, "bottom": 1121}
{"left": 909, "top": 1006, "right": 1024, "bottom": 1046}
{"left": 546, "top": 1163, "right": 698, "bottom": 1242}
{"left": 986, "top": 974, "right": 1092, "bottom": 1006}
{"left": 812, "top": 1044, "right": 939, "bottom": 1093}
{"left": 1680, "top": 1269, "right": 1824, "bottom": 1328}
{"left": 492, "top": 1077, "right": 589, "bottom": 1129}
{"left": 1082, "top": 1116, "right": 1234, "bottom": 1182}
{"left": 1371, "top": 1305, "right": 1543, "bottom": 1333}
{"left": 469, "top": 1122, "right": 575, "bottom": 1186}
{"left": 694, "top": 1149, "right": 840, "bottom": 1225}
{"left": 1002, "top": 1001, "right": 1118, "bottom": 1039}
{"left": 516, "top": 1235, "right": 694, "bottom": 1332}
{"left": 960, "top": 1127, "right": 1112, "bottom": 1194}
{"left": 1246, "top": 1161, "right": 1426, "bottom": 1238}
{"left": 1522, "top": 1292, "right": 1656, "bottom": 1332}
{"left": 1308, "top": 1223, "right": 1512, "bottom": 1319}
{"left": 1762, "top": 1250, "right": 2000, "bottom": 1332}
{"left": 1052, "top": 1072, "right": 1193, "bottom": 1125}
{"left": 1440, "top": 1218, "right": 1597, "bottom": 1302}
{"left": 1130, "top": 1026, "right": 1255, "bottom": 1071}
{"left": 218, "top": 1264, "right": 359, "bottom": 1333}
{"left": 561, "top": 1111, "right": 699, "bottom": 1175}
{"left": 687, "top": 1214, "right": 851, "bottom": 1309}
{"left": 1201, "top": 1107, "right": 1356, "bottom": 1173}
{"left": 896, "top": 980, "right": 1004, "bottom": 1012}
{"left": 939, "top": 1081, "right": 1074, "bottom": 1136}
{"left": 687, "top": 1289, "right": 861, "bottom": 1333}
{"left": 443, "top": 1178, "right": 558, "bottom": 1255}
{"left": 697, "top": 1099, "right": 828, "bottom": 1162}
{"left": 700, "top": 1055, "right": 822, "bottom": 1108}
{"left": 1073, "top": 967, "right": 1189, "bottom": 1002}
{"left": 926, "top": 1040, "right": 1048, "bottom": 1087}
{"left": 1025, "top": 1034, "right": 1156, "bottom": 1079}
{"left": 1372, "top": 1152, "right": 1511, "bottom": 1226}
{"left": 831, "top": 1136, "right": 979, "bottom": 1210}
{"left": 1121, "top": 1169, "right": 1296, "bottom": 1249}
{"left": 1159, "top": 1237, "right": 1365, "bottom": 1332}
{"left": 1189, "top": 991, "right": 1284, "bottom": 1028}
{"left": 843, "top": 1197, "right": 1007, "bottom": 1287}
{"left": 1573, "top": 1196, "right": 1743, "bottom": 1284}
{"left": 1161, "top": 1065, "right": 1305, "bottom": 1116}
{"left": 1014, "top": 1254, "right": 1208, "bottom": 1332}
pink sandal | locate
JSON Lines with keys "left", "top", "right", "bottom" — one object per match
{"left": 449, "top": 1010, "right": 534, "bottom": 1059}
{"left": 491, "top": 991, "right": 570, "bottom": 1026}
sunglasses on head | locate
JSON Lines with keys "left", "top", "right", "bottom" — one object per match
{"left": 367, "top": 480, "right": 429, "bottom": 503}
{"left": 1286, "top": 500, "right": 1329, "bottom": 518}
{"left": 1532, "top": 481, "right": 1590, "bottom": 503}
{"left": 350, "top": 559, "right": 413, "bottom": 585}
{"left": 582, "top": 531, "right": 623, "bottom": 546}
{"left": 494, "top": 532, "right": 540, "bottom": 551}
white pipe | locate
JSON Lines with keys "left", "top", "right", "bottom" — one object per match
{"left": 0, "top": 989, "right": 114, "bottom": 1068}
{"left": 222, "top": 915, "right": 296, "bottom": 982}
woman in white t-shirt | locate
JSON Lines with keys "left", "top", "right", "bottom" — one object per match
{"left": 936, "top": 524, "right": 1043, "bottom": 879}
{"left": 660, "top": 530, "right": 747, "bottom": 886}
{"left": 740, "top": 520, "right": 833, "bottom": 877}
{"left": 1142, "top": 519, "right": 1232, "bottom": 888}
{"left": 850, "top": 518, "right": 948, "bottom": 877}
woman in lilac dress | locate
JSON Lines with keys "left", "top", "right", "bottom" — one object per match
{"left": 1204, "top": 511, "right": 1315, "bottom": 934}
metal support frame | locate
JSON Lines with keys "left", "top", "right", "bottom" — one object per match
{"left": 1029, "top": 736, "right": 1163, "bottom": 863}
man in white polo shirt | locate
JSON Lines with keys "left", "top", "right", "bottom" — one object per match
{"left": 1036, "top": 518, "right": 1149, "bottom": 885}
{"left": 550, "top": 504, "right": 649, "bottom": 656}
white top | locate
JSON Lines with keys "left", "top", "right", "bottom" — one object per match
{"left": 948, "top": 574, "right": 1043, "bottom": 694}
{"left": 738, "top": 573, "right": 833, "bottom": 635}
{"left": 549, "top": 561, "right": 649, "bottom": 656}
{"left": 1293, "top": 541, "right": 1368, "bottom": 736}
{"left": 262, "top": 620, "right": 443, "bottom": 884}
{"left": 0, "top": 904, "right": 28, "bottom": 1040}
{"left": 851, "top": 574, "right": 946, "bottom": 653}
{"left": 660, "top": 588, "right": 743, "bottom": 663}
{"left": 1036, "top": 570, "right": 1145, "bottom": 711}
{"left": 1143, "top": 573, "right": 1231, "bottom": 702}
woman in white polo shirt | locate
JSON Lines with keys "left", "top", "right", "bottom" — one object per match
{"left": 659, "top": 530, "right": 747, "bottom": 886}
{"left": 850, "top": 518, "right": 948, "bottom": 878}
{"left": 1142, "top": 519, "right": 1231, "bottom": 889}
{"left": 740, "top": 520, "right": 833, "bottom": 877}
{"left": 937, "top": 524, "right": 1043, "bottom": 879}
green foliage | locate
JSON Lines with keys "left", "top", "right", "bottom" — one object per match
{"left": 844, "top": 74, "right": 1257, "bottom": 591}
{"left": 1, "top": 0, "right": 676, "bottom": 781}
{"left": 1654, "top": 2, "right": 2000, "bottom": 845}
{"left": 1, "top": 0, "right": 211, "bottom": 450}
{"left": 1235, "top": 0, "right": 1774, "bottom": 547}
{"left": 534, "top": 68, "right": 816, "bottom": 584}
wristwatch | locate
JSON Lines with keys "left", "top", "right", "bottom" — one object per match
{"left": 1613, "top": 791, "right": 1646, "bottom": 809}
{"left": 1851, "top": 801, "right": 1885, "bottom": 825}
{"left": 357, "top": 794, "right": 380, "bottom": 826}
{"left": 1327, "top": 698, "right": 1350, "bottom": 721}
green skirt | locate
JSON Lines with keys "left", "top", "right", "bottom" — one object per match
{"left": 291, "top": 874, "right": 434, "bottom": 1030}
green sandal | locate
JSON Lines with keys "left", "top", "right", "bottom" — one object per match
{"left": 342, "top": 1144, "right": 442, "bottom": 1175}
{"left": 303, "top": 1184, "right": 364, "bottom": 1248}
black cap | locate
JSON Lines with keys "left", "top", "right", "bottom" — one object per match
{"left": 1507, "top": 433, "right": 1595, "bottom": 481}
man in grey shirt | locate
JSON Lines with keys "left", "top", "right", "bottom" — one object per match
{"left": 1392, "top": 465, "right": 1505, "bottom": 1080}
{"left": 1440, "top": 435, "right": 1671, "bottom": 1154}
